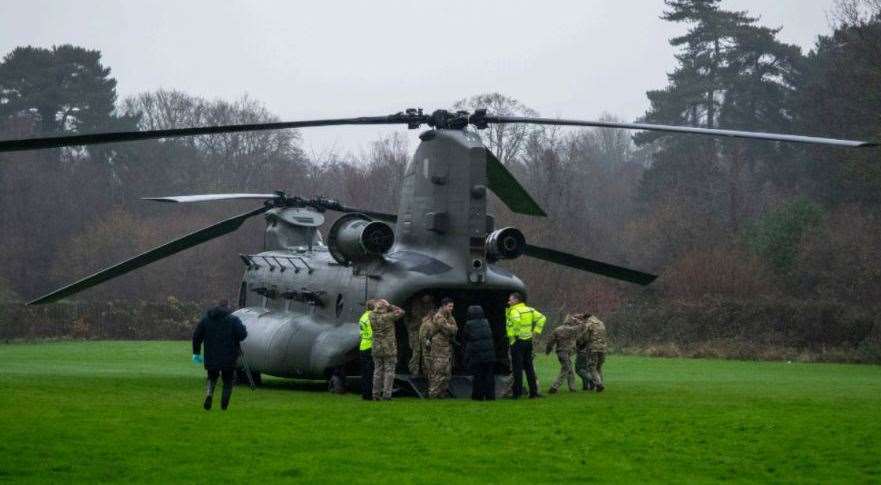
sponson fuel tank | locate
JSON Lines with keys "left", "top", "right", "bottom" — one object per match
{"left": 236, "top": 307, "right": 358, "bottom": 378}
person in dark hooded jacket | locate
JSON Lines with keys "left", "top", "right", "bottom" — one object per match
{"left": 463, "top": 305, "right": 496, "bottom": 401}
{"left": 192, "top": 300, "right": 247, "bottom": 410}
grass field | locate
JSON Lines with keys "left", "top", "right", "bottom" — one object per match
{"left": 1, "top": 341, "right": 880, "bottom": 483}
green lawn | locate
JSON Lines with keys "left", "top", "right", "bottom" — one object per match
{"left": 1, "top": 341, "right": 879, "bottom": 483}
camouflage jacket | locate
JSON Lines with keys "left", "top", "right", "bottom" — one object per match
{"left": 545, "top": 321, "right": 579, "bottom": 354}
{"left": 413, "top": 313, "right": 432, "bottom": 354}
{"left": 577, "top": 315, "right": 608, "bottom": 353}
{"left": 427, "top": 310, "right": 458, "bottom": 357}
{"left": 370, "top": 305, "right": 405, "bottom": 358}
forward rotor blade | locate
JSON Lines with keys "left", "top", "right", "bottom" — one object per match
{"left": 524, "top": 244, "right": 657, "bottom": 286}
{"left": 143, "top": 193, "right": 280, "bottom": 203}
{"left": 28, "top": 206, "right": 270, "bottom": 305}
{"left": 485, "top": 116, "right": 877, "bottom": 148}
{"left": 143, "top": 193, "right": 399, "bottom": 221}
{"left": 0, "top": 115, "right": 408, "bottom": 153}
{"left": 485, "top": 149, "right": 547, "bottom": 217}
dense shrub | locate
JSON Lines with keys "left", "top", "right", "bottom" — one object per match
{"left": 0, "top": 299, "right": 203, "bottom": 341}
{"left": 609, "top": 297, "right": 880, "bottom": 363}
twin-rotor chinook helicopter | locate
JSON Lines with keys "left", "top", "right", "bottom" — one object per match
{"left": 0, "top": 108, "right": 873, "bottom": 395}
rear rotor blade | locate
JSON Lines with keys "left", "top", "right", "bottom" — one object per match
{"left": 143, "top": 193, "right": 281, "bottom": 203}
{"left": 0, "top": 114, "right": 416, "bottom": 153}
{"left": 28, "top": 205, "right": 270, "bottom": 305}
{"left": 4, "top": 109, "right": 874, "bottom": 151}
{"left": 524, "top": 244, "right": 657, "bottom": 286}
{"left": 485, "top": 149, "right": 546, "bottom": 217}
{"left": 484, "top": 116, "right": 877, "bottom": 148}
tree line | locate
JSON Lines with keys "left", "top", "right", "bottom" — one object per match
{"left": 1, "top": 0, "right": 879, "bottom": 360}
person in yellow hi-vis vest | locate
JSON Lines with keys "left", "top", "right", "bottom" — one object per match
{"left": 358, "top": 299, "right": 377, "bottom": 401}
{"left": 505, "top": 292, "right": 546, "bottom": 399}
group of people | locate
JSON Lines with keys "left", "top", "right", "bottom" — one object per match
{"left": 501, "top": 292, "right": 607, "bottom": 398}
{"left": 188, "top": 293, "right": 608, "bottom": 408}
{"left": 545, "top": 312, "right": 608, "bottom": 394}
{"left": 359, "top": 296, "right": 472, "bottom": 400}
{"left": 358, "top": 291, "right": 609, "bottom": 401}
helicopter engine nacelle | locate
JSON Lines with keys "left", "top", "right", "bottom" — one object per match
{"left": 485, "top": 227, "right": 526, "bottom": 262}
{"left": 327, "top": 213, "right": 395, "bottom": 265}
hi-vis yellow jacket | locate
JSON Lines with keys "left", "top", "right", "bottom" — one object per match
{"left": 505, "top": 302, "right": 546, "bottom": 344}
{"left": 358, "top": 311, "right": 373, "bottom": 351}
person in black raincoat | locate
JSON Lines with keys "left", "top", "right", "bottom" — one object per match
{"left": 463, "top": 305, "right": 496, "bottom": 401}
{"left": 192, "top": 300, "right": 247, "bottom": 410}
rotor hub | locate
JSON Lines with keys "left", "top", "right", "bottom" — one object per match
{"left": 389, "top": 108, "right": 487, "bottom": 131}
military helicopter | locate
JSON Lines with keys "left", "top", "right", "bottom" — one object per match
{"left": 0, "top": 108, "right": 873, "bottom": 396}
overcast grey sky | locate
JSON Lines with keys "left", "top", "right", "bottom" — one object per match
{"left": 0, "top": 0, "right": 837, "bottom": 156}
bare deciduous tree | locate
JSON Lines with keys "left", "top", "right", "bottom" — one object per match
{"left": 832, "top": 0, "right": 881, "bottom": 26}
{"left": 453, "top": 93, "right": 538, "bottom": 164}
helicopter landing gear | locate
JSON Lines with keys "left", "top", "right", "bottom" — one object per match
{"left": 328, "top": 367, "right": 346, "bottom": 394}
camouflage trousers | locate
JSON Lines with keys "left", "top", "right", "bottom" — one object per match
{"left": 428, "top": 354, "right": 452, "bottom": 398}
{"left": 372, "top": 355, "right": 396, "bottom": 400}
{"left": 550, "top": 351, "right": 577, "bottom": 392}
{"left": 407, "top": 326, "right": 422, "bottom": 375}
{"left": 575, "top": 350, "right": 592, "bottom": 390}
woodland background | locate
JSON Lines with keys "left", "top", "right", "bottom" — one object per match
{"left": 1, "top": 0, "right": 879, "bottom": 362}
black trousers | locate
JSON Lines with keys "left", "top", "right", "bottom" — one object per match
{"left": 360, "top": 349, "right": 374, "bottom": 400}
{"left": 206, "top": 367, "right": 236, "bottom": 408}
{"left": 471, "top": 362, "right": 496, "bottom": 401}
{"left": 207, "top": 367, "right": 235, "bottom": 389}
{"left": 510, "top": 339, "right": 538, "bottom": 398}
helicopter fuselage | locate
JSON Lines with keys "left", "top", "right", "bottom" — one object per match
{"left": 237, "top": 129, "right": 527, "bottom": 379}
{"left": 236, "top": 247, "right": 524, "bottom": 379}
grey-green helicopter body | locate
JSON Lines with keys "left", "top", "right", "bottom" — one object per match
{"left": 238, "top": 129, "right": 530, "bottom": 382}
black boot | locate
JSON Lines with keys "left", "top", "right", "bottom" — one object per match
{"left": 221, "top": 383, "right": 233, "bottom": 410}
{"left": 204, "top": 379, "right": 215, "bottom": 410}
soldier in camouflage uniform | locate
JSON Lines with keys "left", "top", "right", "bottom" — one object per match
{"left": 406, "top": 294, "right": 435, "bottom": 376}
{"left": 545, "top": 314, "right": 580, "bottom": 393}
{"left": 576, "top": 313, "right": 608, "bottom": 392}
{"left": 573, "top": 314, "right": 593, "bottom": 391}
{"left": 417, "top": 313, "right": 433, "bottom": 376}
{"left": 369, "top": 299, "right": 405, "bottom": 400}
{"left": 426, "top": 297, "right": 458, "bottom": 399}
